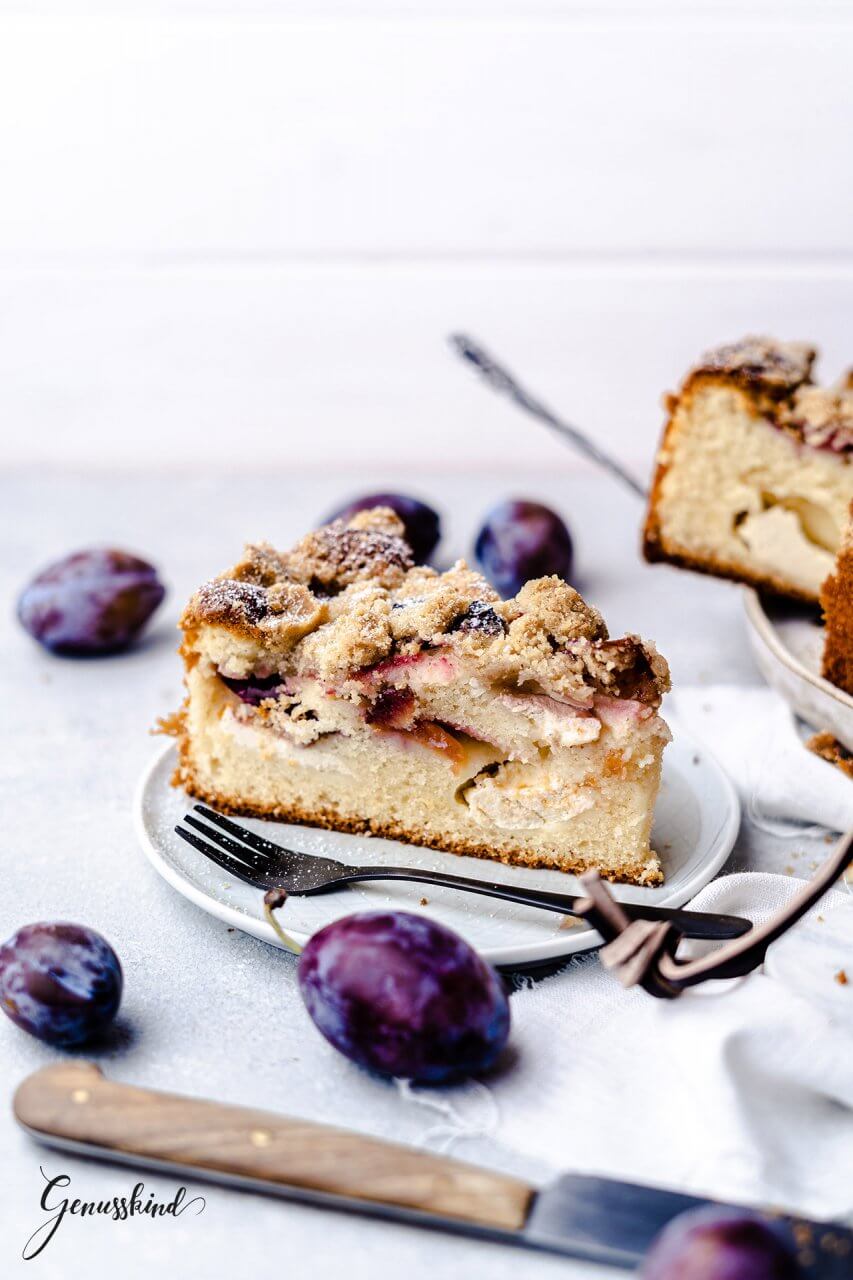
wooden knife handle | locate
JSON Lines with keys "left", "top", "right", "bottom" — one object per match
{"left": 14, "top": 1062, "right": 533, "bottom": 1232}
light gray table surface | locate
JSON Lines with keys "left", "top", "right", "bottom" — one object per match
{"left": 0, "top": 466, "right": 798, "bottom": 1278}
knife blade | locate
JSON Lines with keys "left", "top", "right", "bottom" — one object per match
{"left": 14, "top": 1063, "right": 852, "bottom": 1275}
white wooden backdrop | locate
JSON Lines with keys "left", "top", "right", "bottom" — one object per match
{"left": 1, "top": 3, "right": 851, "bottom": 472}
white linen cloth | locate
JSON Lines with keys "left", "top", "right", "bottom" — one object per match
{"left": 669, "top": 686, "right": 853, "bottom": 837}
{"left": 486, "top": 686, "right": 853, "bottom": 1221}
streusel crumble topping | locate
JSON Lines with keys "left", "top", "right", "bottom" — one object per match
{"left": 691, "top": 335, "right": 816, "bottom": 394}
{"left": 683, "top": 336, "right": 853, "bottom": 453}
{"left": 784, "top": 386, "right": 853, "bottom": 453}
{"left": 181, "top": 509, "right": 670, "bottom": 706}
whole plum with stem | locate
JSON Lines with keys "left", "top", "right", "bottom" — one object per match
{"left": 273, "top": 905, "right": 510, "bottom": 1083}
{"left": 475, "top": 500, "right": 573, "bottom": 597}
{"left": 642, "top": 1208, "right": 801, "bottom": 1279}
{"left": 326, "top": 493, "right": 441, "bottom": 562}
{"left": 17, "top": 548, "right": 166, "bottom": 655}
{"left": 0, "top": 923, "right": 123, "bottom": 1046}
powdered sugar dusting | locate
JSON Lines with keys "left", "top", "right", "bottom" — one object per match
{"left": 195, "top": 578, "right": 270, "bottom": 624}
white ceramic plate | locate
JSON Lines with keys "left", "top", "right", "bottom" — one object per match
{"left": 134, "top": 737, "right": 740, "bottom": 968}
{"left": 743, "top": 589, "right": 853, "bottom": 753}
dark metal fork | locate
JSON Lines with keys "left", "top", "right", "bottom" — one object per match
{"left": 175, "top": 806, "right": 751, "bottom": 941}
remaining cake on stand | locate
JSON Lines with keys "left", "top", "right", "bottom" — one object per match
{"left": 643, "top": 336, "right": 853, "bottom": 603}
{"left": 170, "top": 508, "right": 671, "bottom": 886}
{"left": 821, "top": 500, "right": 853, "bottom": 697}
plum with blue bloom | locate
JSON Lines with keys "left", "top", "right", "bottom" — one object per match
{"left": 475, "top": 500, "right": 574, "bottom": 597}
{"left": 294, "top": 910, "right": 510, "bottom": 1083}
{"left": 0, "top": 922, "right": 123, "bottom": 1046}
{"left": 18, "top": 548, "right": 165, "bottom": 655}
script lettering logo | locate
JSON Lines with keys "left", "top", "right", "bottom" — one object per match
{"left": 23, "top": 1168, "right": 206, "bottom": 1260}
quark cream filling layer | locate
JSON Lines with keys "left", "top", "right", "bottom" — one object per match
{"left": 736, "top": 504, "right": 836, "bottom": 596}
{"left": 212, "top": 667, "right": 664, "bottom": 834}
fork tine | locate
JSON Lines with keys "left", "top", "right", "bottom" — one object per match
{"left": 182, "top": 814, "right": 276, "bottom": 872}
{"left": 174, "top": 825, "right": 270, "bottom": 889}
{"left": 193, "top": 805, "right": 290, "bottom": 858}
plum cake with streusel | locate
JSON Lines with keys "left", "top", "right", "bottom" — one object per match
{"left": 171, "top": 508, "right": 671, "bottom": 885}
{"left": 644, "top": 337, "right": 853, "bottom": 603}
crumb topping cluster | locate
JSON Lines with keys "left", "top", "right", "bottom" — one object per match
{"left": 685, "top": 335, "right": 853, "bottom": 454}
{"left": 692, "top": 336, "right": 816, "bottom": 393}
{"left": 785, "top": 386, "right": 853, "bottom": 454}
{"left": 181, "top": 509, "right": 670, "bottom": 706}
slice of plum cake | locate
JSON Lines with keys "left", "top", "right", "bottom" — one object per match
{"left": 643, "top": 336, "right": 853, "bottom": 602}
{"left": 172, "top": 508, "right": 671, "bottom": 885}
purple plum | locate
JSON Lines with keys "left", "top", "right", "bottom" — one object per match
{"left": 0, "top": 923, "right": 123, "bottom": 1046}
{"left": 642, "top": 1208, "right": 801, "bottom": 1279}
{"left": 18, "top": 548, "right": 165, "bottom": 655}
{"left": 326, "top": 493, "right": 441, "bottom": 563}
{"left": 474, "top": 500, "right": 573, "bottom": 597}
{"left": 297, "top": 911, "right": 510, "bottom": 1082}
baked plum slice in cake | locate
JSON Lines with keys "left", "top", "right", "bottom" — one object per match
{"left": 643, "top": 337, "right": 853, "bottom": 603}
{"left": 172, "top": 508, "right": 671, "bottom": 885}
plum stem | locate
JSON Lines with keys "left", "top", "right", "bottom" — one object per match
{"left": 263, "top": 889, "right": 303, "bottom": 955}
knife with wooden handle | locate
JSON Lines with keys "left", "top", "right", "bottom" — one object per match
{"left": 14, "top": 1063, "right": 853, "bottom": 1274}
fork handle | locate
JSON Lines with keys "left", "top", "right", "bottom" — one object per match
{"left": 347, "top": 867, "right": 749, "bottom": 941}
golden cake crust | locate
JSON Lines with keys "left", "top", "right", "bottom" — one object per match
{"left": 821, "top": 500, "right": 853, "bottom": 695}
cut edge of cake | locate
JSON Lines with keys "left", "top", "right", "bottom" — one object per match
{"left": 167, "top": 509, "right": 672, "bottom": 886}
{"left": 643, "top": 336, "right": 853, "bottom": 604}
{"left": 821, "top": 499, "right": 853, "bottom": 698}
